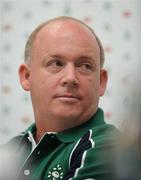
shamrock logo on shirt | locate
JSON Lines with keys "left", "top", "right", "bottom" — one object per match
{"left": 47, "top": 164, "right": 63, "bottom": 180}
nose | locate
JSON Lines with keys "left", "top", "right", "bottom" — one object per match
{"left": 61, "top": 64, "right": 79, "bottom": 87}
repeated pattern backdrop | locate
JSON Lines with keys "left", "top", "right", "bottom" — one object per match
{"left": 0, "top": 0, "right": 140, "bottom": 143}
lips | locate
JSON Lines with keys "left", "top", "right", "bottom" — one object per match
{"left": 54, "top": 94, "right": 81, "bottom": 101}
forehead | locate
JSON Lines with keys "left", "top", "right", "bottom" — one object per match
{"left": 32, "top": 20, "right": 100, "bottom": 61}
{"left": 39, "top": 20, "right": 93, "bottom": 37}
{"left": 36, "top": 20, "right": 98, "bottom": 45}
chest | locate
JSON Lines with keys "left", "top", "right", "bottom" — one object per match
{"left": 17, "top": 135, "right": 73, "bottom": 180}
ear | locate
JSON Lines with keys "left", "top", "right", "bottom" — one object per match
{"left": 99, "top": 69, "right": 108, "bottom": 96}
{"left": 19, "top": 64, "right": 31, "bottom": 91}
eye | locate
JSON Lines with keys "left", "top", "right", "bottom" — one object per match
{"left": 45, "top": 59, "right": 64, "bottom": 73}
{"left": 77, "top": 62, "right": 94, "bottom": 74}
{"left": 49, "top": 60, "right": 63, "bottom": 67}
{"left": 82, "top": 63, "right": 92, "bottom": 70}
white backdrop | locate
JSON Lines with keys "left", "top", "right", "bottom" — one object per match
{"left": 0, "top": 0, "right": 140, "bottom": 143}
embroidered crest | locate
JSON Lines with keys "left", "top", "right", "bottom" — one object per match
{"left": 47, "top": 164, "right": 63, "bottom": 180}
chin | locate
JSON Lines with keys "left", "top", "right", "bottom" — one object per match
{"left": 55, "top": 110, "right": 82, "bottom": 121}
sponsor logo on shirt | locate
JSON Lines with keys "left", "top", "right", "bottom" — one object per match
{"left": 47, "top": 164, "right": 63, "bottom": 179}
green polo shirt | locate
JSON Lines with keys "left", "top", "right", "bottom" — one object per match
{"left": 0, "top": 108, "right": 120, "bottom": 180}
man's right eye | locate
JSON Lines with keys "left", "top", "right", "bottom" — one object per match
{"left": 50, "top": 60, "right": 63, "bottom": 67}
{"left": 45, "top": 60, "right": 64, "bottom": 73}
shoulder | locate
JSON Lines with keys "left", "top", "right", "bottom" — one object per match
{"left": 0, "top": 133, "right": 25, "bottom": 154}
{"left": 64, "top": 125, "right": 120, "bottom": 180}
{"left": 71, "top": 125, "right": 120, "bottom": 179}
{"left": 0, "top": 123, "right": 35, "bottom": 151}
{"left": 0, "top": 133, "right": 26, "bottom": 179}
{"left": 85, "top": 124, "right": 120, "bottom": 163}
{"left": 91, "top": 122, "right": 121, "bottom": 143}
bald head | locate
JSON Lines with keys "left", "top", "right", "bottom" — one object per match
{"left": 24, "top": 16, "right": 105, "bottom": 67}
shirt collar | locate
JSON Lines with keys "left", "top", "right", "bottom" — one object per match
{"left": 25, "top": 108, "right": 105, "bottom": 143}
{"left": 56, "top": 108, "right": 105, "bottom": 142}
{"left": 27, "top": 130, "right": 37, "bottom": 151}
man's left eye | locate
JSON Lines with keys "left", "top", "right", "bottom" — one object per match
{"left": 77, "top": 62, "right": 94, "bottom": 74}
{"left": 53, "top": 60, "right": 63, "bottom": 66}
{"left": 79, "top": 63, "right": 93, "bottom": 72}
{"left": 77, "top": 63, "right": 93, "bottom": 74}
{"left": 82, "top": 63, "right": 92, "bottom": 70}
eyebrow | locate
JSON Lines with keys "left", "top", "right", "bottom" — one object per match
{"left": 43, "top": 54, "right": 62, "bottom": 60}
{"left": 48, "top": 54, "right": 96, "bottom": 61}
{"left": 77, "top": 55, "right": 96, "bottom": 61}
{"left": 43, "top": 54, "right": 97, "bottom": 65}
{"left": 76, "top": 56, "right": 97, "bottom": 67}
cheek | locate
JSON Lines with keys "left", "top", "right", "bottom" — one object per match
{"left": 34, "top": 75, "right": 60, "bottom": 102}
{"left": 30, "top": 68, "right": 56, "bottom": 89}
{"left": 83, "top": 75, "right": 100, "bottom": 92}
{"left": 30, "top": 72, "right": 49, "bottom": 99}
{"left": 82, "top": 76, "right": 100, "bottom": 101}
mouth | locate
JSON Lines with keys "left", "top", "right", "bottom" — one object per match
{"left": 55, "top": 94, "right": 80, "bottom": 102}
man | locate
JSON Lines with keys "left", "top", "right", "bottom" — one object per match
{"left": 0, "top": 16, "right": 120, "bottom": 180}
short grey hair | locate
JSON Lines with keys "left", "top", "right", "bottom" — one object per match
{"left": 24, "top": 16, "right": 105, "bottom": 67}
